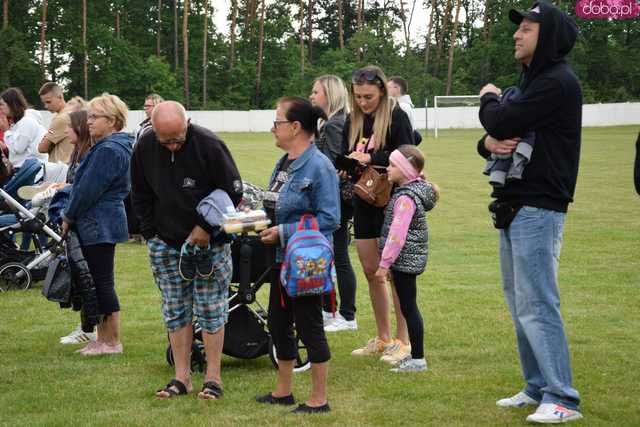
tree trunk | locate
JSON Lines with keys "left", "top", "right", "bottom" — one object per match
{"left": 156, "top": 0, "right": 162, "bottom": 56}
{"left": 202, "top": 0, "right": 208, "bottom": 108}
{"left": 337, "top": 0, "right": 344, "bottom": 49}
{"left": 299, "top": 0, "right": 304, "bottom": 77}
{"left": 40, "top": 0, "right": 48, "bottom": 79}
{"left": 434, "top": 0, "right": 452, "bottom": 77}
{"left": 445, "top": 0, "right": 462, "bottom": 95}
{"left": 48, "top": 38, "right": 56, "bottom": 80}
{"left": 356, "top": 0, "right": 364, "bottom": 60}
{"left": 115, "top": 9, "right": 121, "bottom": 38}
{"left": 399, "top": 0, "right": 410, "bottom": 51}
{"left": 2, "top": 0, "right": 8, "bottom": 30}
{"left": 83, "top": 0, "right": 88, "bottom": 99}
{"left": 357, "top": 0, "right": 364, "bottom": 32}
{"left": 173, "top": 0, "right": 179, "bottom": 71}
{"left": 183, "top": 0, "right": 189, "bottom": 109}
{"left": 424, "top": 0, "right": 436, "bottom": 70}
{"left": 248, "top": 0, "right": 257, "bottom": 38}
{"left": 307, "top": 0, "right": 313, "bottom": 63}
{"left": 483, "top": 0, "right": 491, "bottom": 42}
{"left": 255, "top": 0, "right": 266, "bottom": 107}
{"left": 229, "top": 0, "right": 237, "bottom": 70}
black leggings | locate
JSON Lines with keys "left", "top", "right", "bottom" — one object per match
{"left": 323, "top": 214, "right": 357, "bottom": 320}
{"left": 268, "top": 266, "right": 331, "bottom": 364}
{"left": 82, "top": 243, "right": 119, "bottom": 315}
{"left": 391, "top": 270, "right": 424, "bottom": 359}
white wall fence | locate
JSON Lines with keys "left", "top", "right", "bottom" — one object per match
{"left": 38, "top": 102, "right": 640, "bottom": 134}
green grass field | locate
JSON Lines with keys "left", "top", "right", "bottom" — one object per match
{"left": 1, "top": 126, "right": 638, "bottom": 426}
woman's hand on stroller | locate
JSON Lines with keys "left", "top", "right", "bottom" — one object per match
{"left": 187, "top": 225, "right": 210, "bottom": 248}
{"left": 260, "top": 226, "right": 279, "bottom": 245}
{"left": 61, "top": 220, "right": 70, "bottom": 237}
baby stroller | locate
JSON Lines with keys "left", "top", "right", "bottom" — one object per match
{"left": 166, "top": 234, "right": 311, "bottom": 373}
{"left": 0, "top": 187, "right": 63, "bottom": 291}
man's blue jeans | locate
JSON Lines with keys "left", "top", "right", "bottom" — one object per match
{"left": 499, "top": 206, "right": 580, "bottom": 410}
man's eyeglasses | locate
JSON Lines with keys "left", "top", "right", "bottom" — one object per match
{"left": 157, "top": 137, "right": 186, "bottom": 146}
{"left": 352, "top": 69, "right": 384, "bottom": 87}
{"left": 273, "top": 120, "right": 290, "bottom": 128}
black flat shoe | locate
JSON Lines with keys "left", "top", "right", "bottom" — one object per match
{"left": 255, "top": 393, "right": 295, "bottom": 406}
{"left": 291, "top": 403, "right": 331, "bottom": 414}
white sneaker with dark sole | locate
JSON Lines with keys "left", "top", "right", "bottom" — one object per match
{"left": 60, "top": 325, "right": 97, "bottom": 344}
{"left": 526, "top": 403, "right": 583, "bottom": 424}
{"left": 497, "top": 391, "right": 540, "bottom": 408}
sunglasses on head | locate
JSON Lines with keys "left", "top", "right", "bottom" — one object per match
{"left": 352, "top": 69, "right": 384, "bottom": 87}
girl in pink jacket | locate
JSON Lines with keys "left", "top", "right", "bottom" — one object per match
{"left": 375, "top": 144, "right": 439, "bottom": 373}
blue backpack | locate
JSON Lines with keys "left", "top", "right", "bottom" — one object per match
{"left": 280, "top": 214, "right": 335, "bottom": 298}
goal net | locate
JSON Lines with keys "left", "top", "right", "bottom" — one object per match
{"left": 433, "top": 95, "right": 481, "bottom": 138}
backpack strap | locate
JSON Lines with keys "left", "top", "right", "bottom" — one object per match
{"left": 297, "top": 214, "right": 319, "bottom": 231}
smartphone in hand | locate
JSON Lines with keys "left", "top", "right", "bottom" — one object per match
{"left": 335, "top": 155, "right": 360, "bottom": 173}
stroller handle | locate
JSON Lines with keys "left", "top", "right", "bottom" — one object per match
{"left": 0, "top": 188, "right": 63, "bottom": 243}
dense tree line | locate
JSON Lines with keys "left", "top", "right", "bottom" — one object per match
{"left": 1, "top": 0, "right": 638, "bottom": 110}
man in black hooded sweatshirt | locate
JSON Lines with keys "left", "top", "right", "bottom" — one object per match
{"left": 476, "top": 1, "right": 583, "bottom": 424}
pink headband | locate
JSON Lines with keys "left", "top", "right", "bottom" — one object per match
{"left": 389, "top": 150, "right": 419, "bottom": 181}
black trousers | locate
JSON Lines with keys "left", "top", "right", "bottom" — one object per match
{"left": 268, "top": 266, "right": 331, "bottom": 364}
{"left": 83, "top": 243, "right": 119, "bottom": 315}
{"left": 391, "top": 270, "right": 424, "bottom": 359}
{"left": 323, "top": 212, "right": 357, "bottom": 320}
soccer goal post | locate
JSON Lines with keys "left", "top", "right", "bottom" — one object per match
{"left": 433, "top": 95, "right": 481, "bottom": 138}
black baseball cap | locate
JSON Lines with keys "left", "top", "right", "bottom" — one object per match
{"left": 509, "top": 3, "right": 542, "bottom": 24}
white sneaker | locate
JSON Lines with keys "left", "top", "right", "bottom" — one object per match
{"left": 322, "top": 311, "right": 335, "bottom": 327}
{"left": 17, "top": 182, "right": 53, "bottom": 200}
{"left": 526, "top": 403, "right": 583, "bottom": 424}
{"left": 32, "top": 186, "right": 58, "bottom": 207}
{"left": 497, "top": 391, "right": 540, "bottom": 408}
{"left": 60, "top": 325, "right": 97, "bottom": 344}
{"left": 324, "top": 313, "right": 357, "bottom": 332}
{"left": 390, "top": 356, "right": 427, "bottom": 373}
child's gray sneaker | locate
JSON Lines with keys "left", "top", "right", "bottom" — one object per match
{"left": 390, "top": 356, "right": 427, "bottom": 373}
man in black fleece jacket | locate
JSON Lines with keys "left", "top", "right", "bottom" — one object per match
{"left": 476, "top": 1, "right": 583, "bottom": 423}
{"left": 131, "top": 101, "right": 242, "bottom": 400}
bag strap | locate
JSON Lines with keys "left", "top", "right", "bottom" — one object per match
{"left": 297, "top": 214, "right": 319, "bottom": 231}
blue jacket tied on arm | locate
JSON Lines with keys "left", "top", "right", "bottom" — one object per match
{"left": 62, "top": 132, "right": 133, "bottom": 246}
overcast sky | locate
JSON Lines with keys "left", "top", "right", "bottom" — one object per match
{"left": 212, "top": 0, "right": 432, "bottom": 44}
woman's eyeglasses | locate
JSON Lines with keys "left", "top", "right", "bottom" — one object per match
{"left": 87, "top": 113, "right": 110, "bottom": 121}
{"left": 273, "top": 120, "right": 290, "bottom": 128}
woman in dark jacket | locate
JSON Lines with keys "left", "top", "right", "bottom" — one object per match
{"left": 340, "top": 65, "right": 415, "bottom": 363}
{"left": 62, "top": 93, "right": 133, "bottom": 356}
{"left": 310, "top": 74, "right": 358, "bottom": 332}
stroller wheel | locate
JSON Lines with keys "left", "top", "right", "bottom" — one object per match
{"left": 0, "top": 262, "right": 32, "bottom": 291}
{"left": 268, "top": 335, "right": 311, "bottom": 373}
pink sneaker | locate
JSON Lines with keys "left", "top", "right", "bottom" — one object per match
{"left": 83, "top": 342, "right": 123, "bottom": 356}
{"left": 101, "top": 343, "right": 123, "bottom": 355}
{"left": 76, "top": 341, "right": 101, "bottom": 354}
